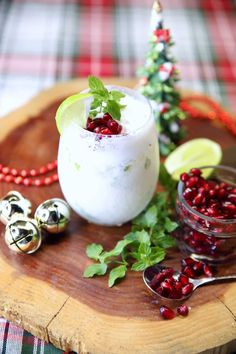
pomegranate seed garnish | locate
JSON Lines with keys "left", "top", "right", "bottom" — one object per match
{"left": 179, "top": 274, "right": 189, "bottom": 285}
{"left": 177, "top": 304, "right": 189, "bottom": 316}
{"left": 181, "top": 283, "right": 194, "bottom": 296}
{"left": 100, "top": 128, "right": 112, "bottom": 135}
{"left": 182, "top": 266, "right": 195, "bottom": 278}
{"left": 190, "top": 168, "right": 201, "bottom": 176}
{"left": 181, "top": 257, "right": 195, "bottom": 268}
{"left": 103, "top": 113, "right": 112, "bottom": 121}
{"left": 180, "top": 172, "right": 189, "bottom": 182}
{"left": 203, "top": 264, "right": 213, "bottom": 277}
{"left": 159, "top": 305, "right": 175, "bottom": 320}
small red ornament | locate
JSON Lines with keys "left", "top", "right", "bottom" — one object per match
{"left": 153, "top": 29, "right": 170, "bottom": 43}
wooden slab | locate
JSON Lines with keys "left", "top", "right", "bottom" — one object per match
{"left": 0, "top": 79, "right": 236, "bottom": 354}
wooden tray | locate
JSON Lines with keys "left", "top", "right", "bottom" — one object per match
{"left": 0, "top": 78, "right": 236, "bottom": 354}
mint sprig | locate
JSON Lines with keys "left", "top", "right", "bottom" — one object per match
{"left": 83, "top": 164, "right": 178, "bottom": 287}
{"left": 88, "top": 76, "right": 126, "bottom": 120}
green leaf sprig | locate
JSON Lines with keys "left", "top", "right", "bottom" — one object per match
{"left": 88, "top": 76, "right": 126, "bottom": 120}
{"left": 83, "top": 164, "right": 178, "bottom": 287}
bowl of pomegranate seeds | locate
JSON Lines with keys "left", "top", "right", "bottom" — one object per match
{"left": 176, "top": 165, "right": 236, "bottom": 264}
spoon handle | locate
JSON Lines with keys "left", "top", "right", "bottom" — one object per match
{"left": 194, "top": 275, "right": 236, "bottom": 288}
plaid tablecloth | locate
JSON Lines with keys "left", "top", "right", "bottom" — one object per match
{"left": 0, "top": 0, "right": 236, "bottom": 353}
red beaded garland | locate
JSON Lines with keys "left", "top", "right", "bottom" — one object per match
{"left": 0, "top": 160, "right": 58, "bottom": 187}
{"left": 0, "top": 95, "right": 235, "bottom": 187}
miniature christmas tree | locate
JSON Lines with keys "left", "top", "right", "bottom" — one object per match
{"left": 137, "top": 0, "right": 186, "bottom": 156}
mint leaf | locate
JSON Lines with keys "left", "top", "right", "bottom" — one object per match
{"left": 100, "top": 239, "right": 133, "bottom": 263}
{"left": 156, "top": 234, "right": 176, "bottom": 249}
{"left": 125, "top": 230, "right": 150, "bottom": 245}
{"left": 110, "top": 90, "right": 125, "bottom": 100}
{"left": 148, "top": 246, "right": 166, "bottom": 264}
{"left": 106, "top": 100, "right": 121, "bottom": 120}
{"left": 86, "top": 243, "right": 103, "bottom": 260}
{"left": 164, "top": 217, "right": 178, "bottom": 232}
{"left": 131, "top": 260, "right": 148, "bottom": 271}
{"left": 88, "top": 76, "right": 106, "bottom": 93}
{"left": 83, "top": 263, "right": 107, "bottom": 277}
{"left": 108, "top": 265, "right": 127, "bottom": 287}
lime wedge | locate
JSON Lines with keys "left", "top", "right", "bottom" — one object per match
{"left": 55, "top": 93, "right": 92, "bottom": 134}
{"left": 164, "top": 138, "right": 222, "bottom": 180}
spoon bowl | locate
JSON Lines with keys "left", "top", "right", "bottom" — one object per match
{"left": 143, "top": 264, "right": 236, "bottom": 304}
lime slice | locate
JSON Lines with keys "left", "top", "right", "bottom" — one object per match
{"left": 55, "top": 93, "right": 92, "bottom": 134}
{"left": 164, "top": 138, "right": 222, "bottom": 180}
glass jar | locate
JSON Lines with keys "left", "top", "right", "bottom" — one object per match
{"left": 175, "top": 165, "right": 236, "bottom": 264}
{"left": 57, "top": 86, "right": 159, "bottom": 226}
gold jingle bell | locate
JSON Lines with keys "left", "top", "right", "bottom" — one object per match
{"left": 0, "top": 191, "right": 32, "bottom": 225}
{"left": 5, "top": 215, "right": 42, "bottom": 254}
{"left": 35, "top": 198, "right": 70, "bottom": 234}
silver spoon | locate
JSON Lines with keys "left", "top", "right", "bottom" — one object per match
{"left": 143, "top": 264, "right": 236, "bottom": 304}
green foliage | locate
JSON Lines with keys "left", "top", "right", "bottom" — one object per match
{"left": 88, "top": 76, "right": 126, "bottom": 120}
{"left": 83, "top": 163, "right": 178, "bottom": 287}
{"left": 137, "top": 26, "right": 187, "bottom": 156}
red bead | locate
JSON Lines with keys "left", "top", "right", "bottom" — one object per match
{"left": 47, "top": 162, "right": 56, "bottom": 171}
{"left": 30, "top": 169, "right": 37, "bottom": 177}
{"left": 20, "top": 169, "right": 28, "bottom": 177}
{"left": 10, "top": 168, "right": 18, "bottom": 176}
{"left": 39, "top": 166, "right": 47, "bottom": 174}
{"left": 52, "top": 173, "right": 59, "bottom": 182}
{"left": 44, "top": 177, "right": 53, "bottom": 185}
{"left": 4, "top": 175, "right": 14, "bottom": 183}
{"left": 34, "top": 179, "right": 42, "bottom": 187}
{"left": 0, "top": 164, "right": 2, "bottom": 172}
{"left": 14, "top": 176, "right": 23, "bottom": 185}
{"left": 0, "top": 173, "right": 4, "bottom": 181}
{"left": 2, "top": 167, "right": 10, "bottom": 175}
{"left": 23, "top": 178, "right": 32, "bottom": 186}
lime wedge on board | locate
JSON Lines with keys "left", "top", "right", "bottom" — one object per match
{"left": 55, "top": 93, "right": 92, "bottom": 135}
{"left": 164, "top": 138, "right": 222, "bottom": 180}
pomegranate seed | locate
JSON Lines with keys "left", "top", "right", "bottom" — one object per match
{"left": 177, "top": 304, "right": 189, "bottom": 316}
{"left": 159, "top": 305, "right": 175, "bottom": 320}
{"left": 150, "top": 273, "right": 165, "bottom": 288}
{"left": 103, "top": 113, "right": 112, "bottom": 121}
{"left": 87, "top": 121, "right": 97, "bottom": 131}
{"left": 181, "top": 257, "right": 195, "bottom": 268}
{"left": 100, "top": 128, "right": 112, "bottom": 135}
{"left": 94, "top": 126, "right": 102, "bottom": 134}
{"left": 182, "top": 266, "right": 195, "bottom": 278}
{"left": 209, "top": 189, "right": 216, "bottom": 197}
{"left": 182, "top": 283, "right": 194, "bottom": 296}
{"left": 190, "top": 168, "right": 201, "bottom": 176}
{"left": 193, "top": 194, "right": 203, "bottom": 206}
{"left": 179, "top": 274, "right": 189, "bottom": 285}
{"left": 228, "top": 194, "right": 236, "bottom": 203}
{"left": 107, "top": 120, "right": 119, "bottom": 133}
{"left": 203, "top": 264, "right": 213, "bottom": 277}
{"left": 162, "top": 268, "right": 174, "bottom": 278}
{"left": 193, "top": 261, "right": 203, "bottom": 275}
{"left": 186, "top": 176, "right": 199, "bottom": 188}
{"left": 217, "top": 188, "right": 227, "bottom": 199}
{"left": 180, "top": 172, "right": 189, "bottom": 182}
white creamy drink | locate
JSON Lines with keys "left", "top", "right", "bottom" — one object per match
{"left": 58, "top": 86, "right": 159, "bottom": 226}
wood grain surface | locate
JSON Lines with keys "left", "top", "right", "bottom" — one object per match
{"left": 0, "top": 78, "right": 236, "bottom": 354}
